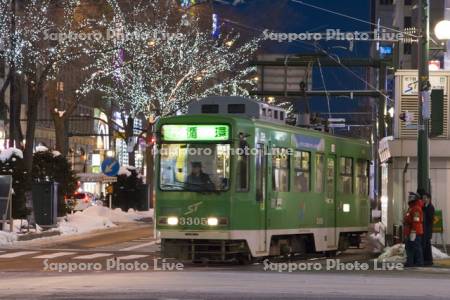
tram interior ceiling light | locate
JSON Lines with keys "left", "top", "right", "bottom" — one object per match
{"left": 434, "top": 20, "right": 450, "bottom": 41}
{"left": 167, "top": 217, "right": 179, "bottom": 226}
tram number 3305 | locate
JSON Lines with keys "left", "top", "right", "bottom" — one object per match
{"left": 179, "top": 217, "right": 208, "bottom": 226}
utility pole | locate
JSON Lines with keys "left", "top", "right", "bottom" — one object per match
{"left": 8, "top": 0, "right": 16, "bottom": 148}
{"left": 417, "top": 0, "right": 430, "bottom": 194}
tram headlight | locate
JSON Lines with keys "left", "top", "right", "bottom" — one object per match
{"left": 207, "top": 217, "right": 219, "bottom": 226}
{"left": 167, "top": 217, "right": 179, "bottom": 226}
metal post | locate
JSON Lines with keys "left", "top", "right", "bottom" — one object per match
{"left": 8, "top": 0, "right": 16, "bottom": 148}
{"left": 417, "top": 0, "right": 430, "bottom": 193}
{"left": 9, "top": 190, "right": 12, "bottom": 232}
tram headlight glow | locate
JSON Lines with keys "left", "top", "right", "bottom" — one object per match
{"left": 167, "top": 217, "right": 179, "bottom": 226}
{"left": 207, "top": 217, "right": 219, "bottom": 226}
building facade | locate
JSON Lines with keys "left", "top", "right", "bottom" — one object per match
{"left": 372, "top": 0, "right": 450, "bottom": 245}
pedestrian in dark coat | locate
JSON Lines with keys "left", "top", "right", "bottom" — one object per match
{"left": 421, "top": 192, "right": 435, "bottom": 266}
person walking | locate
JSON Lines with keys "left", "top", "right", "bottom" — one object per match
{"left": 403, "top": 192, "right": 424, "bottom": 267}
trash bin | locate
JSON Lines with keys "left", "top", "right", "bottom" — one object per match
{"left": 32, "top": 182, "right": 58, "bottom": 226}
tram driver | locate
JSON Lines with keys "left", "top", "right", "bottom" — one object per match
{"left": 185, "top": 161, "right": 215, "bottom": 191}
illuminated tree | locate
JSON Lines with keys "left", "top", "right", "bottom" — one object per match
{"left": 0, "top": 0, "right": 85, "bottom": 170}
{"left": 80, "top": 0, "right": 260, "bottom": 165}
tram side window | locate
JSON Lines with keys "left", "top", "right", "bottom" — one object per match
{"left": 293, "top": 151, "right": 310, "bottom": 192}
{"left": 355, "top": 160, "right": 369, "bottom": 196}
{"left": 315, "top": 153, "right": 324, "bottom": 193}
{"left": 236, "top": 146, "right": 249, "bottom": 192}
{"left": 272, "top": 148, "right": 289, "bottom": 192}
{"left": 339, "top": 157, "right": 353, "bottom": 194}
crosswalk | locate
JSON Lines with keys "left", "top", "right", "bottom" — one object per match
{"left": 0, "top": 250, "right": 151, "bottom": 261}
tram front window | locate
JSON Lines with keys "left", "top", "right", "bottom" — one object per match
{"left": 159, "top": 144, "right": 230, "bottom": 192}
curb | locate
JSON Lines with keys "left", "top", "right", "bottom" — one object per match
{"left": 17, "top": 230, "right": 61, "bottom": 241}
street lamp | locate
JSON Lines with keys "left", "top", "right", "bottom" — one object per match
{"left": 434, "top": 20, "right": 450, "bottom": 41}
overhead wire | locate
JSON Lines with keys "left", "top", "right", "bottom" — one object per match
{"left": 221, "top": 17, "right": 394, "bottom": 103}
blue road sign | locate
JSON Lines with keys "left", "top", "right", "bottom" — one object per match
{"left": 101, "top": 157, "right": 120, "bottom": 177}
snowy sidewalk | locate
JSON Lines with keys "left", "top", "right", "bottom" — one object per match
{"left": 1, "top": 206, "right": 153, "bottom": 247}
{"left": 376, "top": 243, "right": 450, "bottom": 268}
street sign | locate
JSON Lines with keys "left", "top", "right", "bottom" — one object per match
{"left": 101, "top": 158, "right": 120, "bottom": 177}
{"left": 328, "top": 123, "right": 346, "bottom": 128}
{"left": 328, "top": 118, "right": 346, "bottom": 123}
{"left": 433, "top": 210, "right": 444, "bottom": 234}
{"left": 106, "top": 185, "right": 114, "bottom": 194}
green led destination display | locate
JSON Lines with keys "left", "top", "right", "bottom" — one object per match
{"left": 162, "top": 125, "right": 230, "bottom": 141}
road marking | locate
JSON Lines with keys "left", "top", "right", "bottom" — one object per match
{"left": 120, "top": 241, "right": 157, "bottom": 251}
{"left": 33, "top": 252, "right": 77, "bottom": 259}
{"left": 116, "top": 254, "right": 149, "bottom": 260}
{"left": 73, "top": 253, "right": 113, "bottom": 260}
{"left": 0, "top": 251, "right": 39, "bottom": 258}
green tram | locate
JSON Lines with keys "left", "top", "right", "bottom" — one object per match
{"left": 155, "top": 96, "right": 370, "bottom": 262}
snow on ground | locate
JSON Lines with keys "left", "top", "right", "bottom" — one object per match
{"left": 1, "top": 207, "right": 153, "bottom": 243}
{"left": 378, "top": 244, "right": 406, "bottom": 262}
{"left": 378, "top": 243, "right": 450, "bottom": 262}
{"left": 57, "top": 206, "right": 153, "bottom": 235}
{"left": 35, "top": 145, "right": 49, "bottom": 152}
{"left": 0, "top": 230, "right": 17, "bottom": 246}
{"left": 433, "top": 246, "right": 450, "bottom": 259}
{"left": 117, "top": 166, "right": 132, "bottom": 177}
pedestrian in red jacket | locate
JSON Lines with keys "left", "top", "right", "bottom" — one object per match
{"left": 403, "top": 192, "right": 424, "bottom": 267}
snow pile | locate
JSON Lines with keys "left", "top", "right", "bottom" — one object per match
{"left": 126, "top": 208, "right": 154, "bottom": 220}
{"left": 378, "top": 243, "right": 450, "bottom": 262}
{"left": 35, "top": 145, "right": 49, "bottom": 152}
{"left": 52, "top": 150, "right": 61, "bottom": 157}
{"left": 56, "top": 206, "right": 153, "bottom": 235}
{"left": 378, "top": 244, "right": 406, "bottom": 262}
{"left": 118, "top": 166, "right": 132, "bottom": 177}
{"left": 367, "top": 222, "right": 385, "bottom": 253}
{"left": 368, "top": 232, "right": 385, "bottom": 253}
{"left": 57, "top": 209, "right": 116, "bottom": 235}
{"left": 432, "top": 246, "right": 450, "bottom": 259}
{"left": 0, "top": 231, "right": 18, "bottom": 245}
{"left": 0, "top": 147, "right": 23, "bottom": 162}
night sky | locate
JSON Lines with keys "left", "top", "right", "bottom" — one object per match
{"left": 214, "top": 0, "right": 374, "bottom": 117}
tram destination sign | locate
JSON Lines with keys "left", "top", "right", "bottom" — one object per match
{"left": 162, "top": 124, "right": 230, "bottom": 141}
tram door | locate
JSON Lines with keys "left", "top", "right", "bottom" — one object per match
{"left": 326, "top": 156, "right": 337, "bottom": 248}
{"left": 256, "top": 143, "right": 268, "bottom": 253}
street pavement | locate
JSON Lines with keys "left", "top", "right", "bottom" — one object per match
{"left": 2, "top": 223, "right": 450, "bottom": 299}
